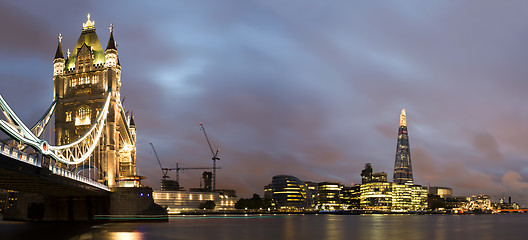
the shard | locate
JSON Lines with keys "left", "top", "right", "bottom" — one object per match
{"left": 393, "top": 109, "right": 413, "bottom": 184}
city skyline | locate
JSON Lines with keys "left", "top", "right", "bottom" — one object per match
{"left": 1, "top": 1, "right": 528, "bottom": 204}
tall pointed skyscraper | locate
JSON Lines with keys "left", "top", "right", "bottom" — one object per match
{"left": 393, "top": 109, "right": 413, "bottom": 184}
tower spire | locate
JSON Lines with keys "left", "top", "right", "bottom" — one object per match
{"left": 106, "top": 23, "right": 117, "bottom": 50}
{"left": 400, "top": 109, "right": 406, "bottom": 126}
{"left": 54, "top": 33, "right": 64, "bottom": 59}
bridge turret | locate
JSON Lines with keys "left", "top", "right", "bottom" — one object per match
{"left": 105, "top": 24, "right": 118, "bottom": 68}
{"left": 53, "top": 33, "right": 65, "bottom": 76}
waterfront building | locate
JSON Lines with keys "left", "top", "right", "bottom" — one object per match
{"left": 392, "top": 184, "right": 412, "bottom": 211}
{"left": 444, "top": 196, "right": 469, "bottom": 210}
{"left": 269, "top": 175, "right": 308, "bottom": 209}
{"left": 317, "top": 182, "right": 343, "bottom": 210}
{"left": 429, "top": 187, "right": 452, "bottom": 198}
{"left": 53, "top": 15, "right": 140, "bottom": 187}
{"left": 464, "top": 195, "right": 492, "bottom": 211}
{"left": 341, "top": 185, "right": 361, "bottom": 210}
{"left": 303, "top": 181, "right": 319, "bottom": 209}
{"left": 360, "top": 182, "right": 392, "bottom": 211}
{"left": 153, "top": 190, "right": 236, "bottom": 213}
{"left": 393, "top": 109, "right": 413, "bottom": 184}
{"left": 410, "top": 185, "right": 428, "bottom": 211}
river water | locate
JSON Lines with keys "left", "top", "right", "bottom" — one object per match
{"left": 1, "top": 214, "right": 527, "bottom": 240}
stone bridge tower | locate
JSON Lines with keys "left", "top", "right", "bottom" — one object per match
{"left": 52, "top": 15, "right": 138, "bottom": 187}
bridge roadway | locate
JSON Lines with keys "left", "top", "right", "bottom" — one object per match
{"left": 0, "top": 142, "right": 109, "bottom": 197}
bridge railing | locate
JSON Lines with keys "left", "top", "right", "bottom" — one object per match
{"left": 0, "top": 142, "right": 39, "bottom": 166}
{"left": 0, "top": 142, "right": 108, "bottom": 191}
{"left": 48, "top": 164, "right": 109, "bottom": 191}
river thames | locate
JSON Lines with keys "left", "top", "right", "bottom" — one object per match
{"left": 1, "top": 214, "right": 527, "bottom": 240}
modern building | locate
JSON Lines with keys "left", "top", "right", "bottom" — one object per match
{"left": 268, "top": 175, "right": 308, "bottom": 209}
{"left": 264, "top": 184, "right": 273, "bottom": 199}
{"left": 410, "top": 185, "right": 428, "bottom": 211}
{"left": 361, "top": 163, "right": 387, "bottom": 184}
{"left": 392, "top": 184, "right": 412, "bottom": 211}
{"left": 52, "top": 15, "right": 140, "bottom": 187}
{"left": 360, "top": 182, "right": 392, "bottom": 211}
{"left": 303, "top": 181, "right": 319, "bottom": 209}
{"left": 393, "top": 109, "right": 413, "bottom": 184}
{"left": 341, "top": 185, "right": 361, "bottom": 210}
{"left": 317, "top": 182, "right": 343, "bottom": 210}
{"left": 429, "top": 187, "right": 452, "bottom": 198}
{"left": 361, "top": 163, "right": 373, "bottom": 184}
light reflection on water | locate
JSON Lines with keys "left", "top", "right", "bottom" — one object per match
{"left": 1, "top": 214, "right": 527, "bottom": 240}
{"left": 110, "top": 231, "right": 143, "bottom": 240}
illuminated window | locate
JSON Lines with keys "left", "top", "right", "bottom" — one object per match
{"left": 75, "top": 106, "right": 91, "bottom": 126}
{"left": 66, "top": 111, "right": 72, "bottom": 122}
{"left": 62, "top": 130, "right": 70, "bottom": 144}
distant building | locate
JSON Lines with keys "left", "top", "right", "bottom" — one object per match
{"left": 373, "top": 172, "right": 388, "bottom": 182}
{"left": 392, "top": 184, "right": 412, "bottom": 211}
{"left": 303, "top": 181, "right": 319, "bottom": 209}
{"left": 360, "top": 182, "right": 392, "bottom": 211}
{"left": 464, "top": 195, "right": 492, "bottom": 211}
{"left": 341, "top": 185, "right": 361, "bottom": 210}
{"left": 393, "top": 109, "right": 413, "bottom": 184}
{"left": 269, "top": 175, "right": 308, "bottom": 209}
{"left": 361, "top": 163, "right": 387, "bottom": 184}
{"left": 317, "top": 182, "right": 343, "bottom": 210}
{"left": 264, "top": 184, "right": 273, "bottom": 199}
{"left": 153, "top": 190, "right": 236, "bottom": 213}
{"left": 361, "top": 163, "right": 373, "bottom": 184}
{"left": 410, "top": 185, "right": 428, "bottom": 210}
{"left": 429, "top": 187, "right": 452, "bottom": 198}
{"left": 203, "top": 172, "right": 212, "bottom": 192}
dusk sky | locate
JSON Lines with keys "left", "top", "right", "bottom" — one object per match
{"left": 2, "top": 1, "right": 528, "bottom": 204}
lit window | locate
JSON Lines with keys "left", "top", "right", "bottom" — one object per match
{"left": 66, "top": 111, "right": 72, "bottom": 122}
{"left": 75, "top": 106, "right": 91, "bottom": 126}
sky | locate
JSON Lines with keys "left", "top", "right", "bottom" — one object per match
{"left": 2, "top": 0, "right": 528, "bottom": 204}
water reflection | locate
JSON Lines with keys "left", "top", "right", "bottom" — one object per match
{"left": 109, "top": 231, "right": 144, "bottom": 240}
{"left": 0, "top": 214, "right": 527, "bottom": 240}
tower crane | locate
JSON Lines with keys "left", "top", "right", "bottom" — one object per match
{"left": 199, "top": 122, "right": 220, "bottom": 191}
{"left": 150, "top": 142, "right": 170, "bottom": 180}
{"left": 166, "top": 163, "right": 221, "bottom": 188}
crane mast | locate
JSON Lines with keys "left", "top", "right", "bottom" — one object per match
{"left": 200, "top": 122, "right": 220, "bottom": 191}
{"left": 150, "top": 142, "right": 169, "bottom": 180}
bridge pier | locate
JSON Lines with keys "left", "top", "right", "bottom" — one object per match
{"left": 3, "top": 187, "right": 166, "bottom": 222}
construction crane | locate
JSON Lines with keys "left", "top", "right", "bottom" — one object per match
{"left": 199, "top": 122, "right": 220, "bottom": 191}
{"left": 167, "top": 163, "right": 221, "bottom": 188}
{"left": 150, "top": 142, "right": 170, "bottom": 180}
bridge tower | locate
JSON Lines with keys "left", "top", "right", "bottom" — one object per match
{"left": 53, "top": 15, "right": 137, "bottom": 187}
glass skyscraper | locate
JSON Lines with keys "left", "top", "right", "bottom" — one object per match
{"left": 393, "top": 109, "right": 413, "bottom": 184}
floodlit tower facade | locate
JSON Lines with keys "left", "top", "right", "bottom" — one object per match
{"left": 53, "top": 15, "right": 137, "bottom": 187}
{"left": 393, "top": 109, "right": 413, "bottom": 184}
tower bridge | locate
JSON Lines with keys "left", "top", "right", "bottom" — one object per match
{"left": 0, "top": 15, "right": 165, "bottom": 221}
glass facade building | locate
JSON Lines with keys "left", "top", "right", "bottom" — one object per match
{"left": 270, "top": 175, "right": 308, "bottom": 209}
{"left": 360, "top": 182, "right": 392, "bottom": 211}
{"left": 394, "top": 109, "right": 413, "bottom": 184}
{"left": 317, "top": 182, "right": 343, "bottom": 210}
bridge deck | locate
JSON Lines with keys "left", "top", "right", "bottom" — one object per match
{"left": 0, "top": 153, "right": 109, "bottom": 197}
